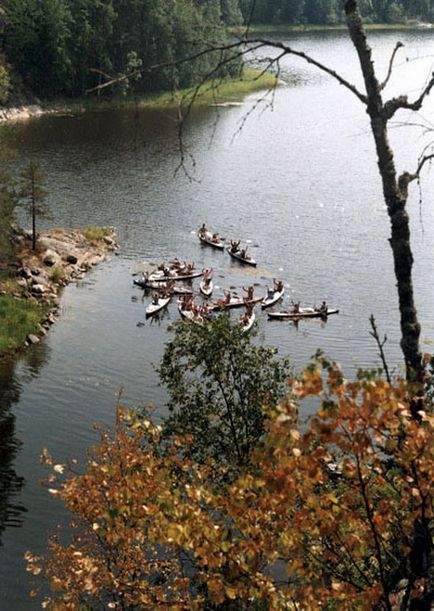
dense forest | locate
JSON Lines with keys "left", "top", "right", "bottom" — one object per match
{"left": 0, "top": 0, "right": 432, "bottom": 102}
{"left": 0, "top": 0, "right": 241, "bottom": 99}
{"left": 238, "top": 0, "right": 434, "bottom": 25}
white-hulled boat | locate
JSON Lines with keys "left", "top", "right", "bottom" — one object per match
{"left": 226, "top": 247, "right": 257, "bottom": 267}
{"left": 210, "top": 295, "right": 263, "bottom": 311}
{"left": 262, "top": 287, "right": 285, "bottom": 309}
{"left": 148, "top": 269, "right": 203, "bottom": 282}
{"left": 268, "top": 308, "right": 339, "bottom": 320}
{"left": 134, "top": 276, "right": 193, "bottom": 295}
{"left": 177, "top": 303, "right": 204, "bottom": 326}
{"left": 200, "top": 277, "right": 213, "bottom": 297}
{"left": 145, "top": 296, "right": 171, "bottom": 317}
{"left": 240, "top": 310, "right": 256, "bottom": 332}
{"left": 198, "top": 231, "right": 225, "bottom": 250}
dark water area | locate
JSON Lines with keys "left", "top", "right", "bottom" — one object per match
{"left": 1, "top": 29, "right": 434, "bottom": 607}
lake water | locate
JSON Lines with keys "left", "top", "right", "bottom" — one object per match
{"left": 1, "top": 29, "right": 434, "bottom": 608}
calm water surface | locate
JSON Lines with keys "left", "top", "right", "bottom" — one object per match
{"left": 1, "top": 30, "right": 434, "bottom": 607}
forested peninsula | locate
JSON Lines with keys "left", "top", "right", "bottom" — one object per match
{"left": 0, "top": 0, "right": 432, "bottom": 106}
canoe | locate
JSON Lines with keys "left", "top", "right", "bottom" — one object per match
{"left": 148, "top": 269, "right": 203, "bottom": 282}
{"left": 134, "top": 277, "right": 193, "bottom": 294}
{"left": 200, "top": 277, "right": 213, "bottom": 297}
{"left": 178, "top": 303, "right": 204, "bottom": 326}
{"left": 199, "top": 232, "right": 225, "bottom": 250}
{"left": 240, "top": 310, "right": 256, "bottom": 332}
{"left": 226, "top": 247, "right": 257, "bottom": 267}
{"left": 262, "top": 288, "right": 285, "bottom": 309}
{"left": 145, "top": 296, "right": 171, "bottom": 317}
{"left": 210, "top": 295, "right": 263, "bottom": 311}
{"left": 268, "top": 308, "right": 339, "bottom": 320}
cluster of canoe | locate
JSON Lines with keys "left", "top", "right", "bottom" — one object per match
{"left": 198, "top": 225, "right": 257, "bottom": 266}
{"left": 133, "top": 225, "right": 338, "bottom": 329}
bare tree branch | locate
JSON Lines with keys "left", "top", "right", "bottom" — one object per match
{"left": 383, "top": 71, "right": 434, "bottom": 119}
{"left": 369, "top": 315, "right": 391, "bottom": 384}
{"left": 398, "top": 152, "right": 434, "bottom": 192}
{"left": 248, "top": 38, "right": 368, "bottom": 104}
{"left": 379, "top": 41, "right": 404, "bottom": 91}
{"left": 86, "top": 40, "right": 255, "bottom": 94}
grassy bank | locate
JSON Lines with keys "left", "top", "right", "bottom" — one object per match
{"left": 0, "top": 295, "right": 49, "bottom": 355}
{"left": 42, "top": 68, "right": 278, "bottom": 116}
{"left": 230, "top": 23, "right": 422, "bottom": 35}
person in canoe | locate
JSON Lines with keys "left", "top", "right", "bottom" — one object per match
{"left": 266, "top": 286, "right": 274, "bottom": 300}
{"left": 230, "top": 240, "right": 240, "bottom": 253}
{"left": 245, "top": 300, "right": 254, "bottom": 316}
{"left": 274, "top": 279, "right": 284, "bottom": 292}
{"left": 239, "top": 247, "right": 251, "bottom": 261}
{"left": 198, "top": 223, "right": 208, "bottom": 237}
{"left": 186, "top": 261, "right": 195, "bottom": 273}
{"left": 152, "top": 291, "right": 160, "bottom": 305}
{"left": 224, "top": 290, "right": 232, "bottom": 305}
{"left": 211, "top": 232, "right": 220, "bottom": 243}
{"left": 243, "top": 285, "right": 254, "bottom": 302}
{"left": 240, "top": 311, "right": 250, "bottom": 326}
{"left": 292, "top": 301, "right": 300, "bottom": 314}
{"left": 318, "top": 300, "right": 328, "bottom": 315}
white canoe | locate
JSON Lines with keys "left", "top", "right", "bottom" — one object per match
{"left": 199, "top": 232, "right": 225, "bottom": 250}
{"left": 200, "top": 278, "right": 213, "bottom": 297}
{"left": 145, "top": 296, "right": 171, "bottom": 317}
{"left": 262, "top": 288, "right": 285, "bottom": 309}
{"left": 210, "top": 296, "right": 262, "bottom": 311}
{"left": 134, "top": 277, "right": 192, "bottom": 294}
{"left": 178, "top": 303, "right": 204, "bottom": 325}
{"left": 148, "top": 269, "right": 203, "bottom": 282}
{"left": 268, "top": 308, "right": 339, "bottom": 320}
{"left": 226, "top": 247, "right": 257, "bottom": 267}
{"left": 241, "top": 311, "right": 256, "bottom": 332}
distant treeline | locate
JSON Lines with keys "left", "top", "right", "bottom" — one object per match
{"left": 0, "top": 0, "right": 432, "bottom": 102}
{"left": 234, "top": 0, "right": 433, "bottom": 25}
{"left": 0, "top": 0, "right": 241, "bottom": 99}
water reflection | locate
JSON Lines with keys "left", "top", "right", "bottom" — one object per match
{"left": 0, "top": 342, "right": 50, "bottom": 544}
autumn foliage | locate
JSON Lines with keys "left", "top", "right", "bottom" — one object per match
{"left": 27, "top": 357, "right": 434, "bottom": 609}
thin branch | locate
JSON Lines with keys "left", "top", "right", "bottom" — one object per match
{"left": 383, "top": 71, "right": 434, "bottom": 120}
{"left": 369, "top": 315, "right": 391, "bottom": 384}
{"left": 86, "top": 40, "right": 256, "bottom": 94}
{"left": 248, "top": 38, "right": 368, "bottom": 104}
{"left": 379, "top": 41, "right": 404, "bottom": 91}
{"left": 398, "top": 152, "right": 434, "bottom": 192}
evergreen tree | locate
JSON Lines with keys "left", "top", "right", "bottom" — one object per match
{"left": 19, "top": 161, "right": 50, "bottom": 251}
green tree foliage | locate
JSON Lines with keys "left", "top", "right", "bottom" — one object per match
{"left": 0, "top": 148, "right": 18, "bottom": 275}
{"left": 0, "top": 63, "right": 10, "bottom": 104}
{"left": 238, "top": 0, "right": 433, "bottom": 24}
{"left": 19, "top": 160, "right": 50, "bottom": 251}
{"left": 4, "top": 0, "right": 241, "bottom": 99}
{"left": 159, "top": 315, "right": 290, "bottom": 470}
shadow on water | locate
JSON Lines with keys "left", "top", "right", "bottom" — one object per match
{"left": 0, "top": 342, "right": 50, "bottom": 545}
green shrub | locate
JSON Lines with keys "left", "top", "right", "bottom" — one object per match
{"left": 50, "top": 266, "right": 66, "bottom": 283}
{"left": 82, "top": 226, "right": 110, "bottom": 241}
{"left": 0, "top": 296, "right": 47, "bottom": 354}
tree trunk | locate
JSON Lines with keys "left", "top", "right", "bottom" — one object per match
{"left": 31, "top": 170, "right": 36, "bottom": 251}
{"left": 344, "top": 0, "right": 424, "bottom": 391}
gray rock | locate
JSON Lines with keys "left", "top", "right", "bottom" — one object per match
{"left": 27, "top": 334, "right": 40, "bottom": 345}
{"left": 43, "top": 251, "right": 59, "bottom": 267}
{"left": 32, "top": 283, "right": 46, "bottom": 294}
{"left": 31, "top": 268, "right": 41, "bottom": 276}
{"left": 16, "top": 278, "right": 28, "bottom": 288}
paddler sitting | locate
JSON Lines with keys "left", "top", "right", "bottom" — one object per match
{"left": 243, "top": 285, "right": 254, "bottom": 302}
{"left": 274, "top": 279, "right": 283, "bottom": 292}
{"left": 152, "top": 292, "right": 160, "bottom": 306}
{"left": 199, "top": 223, "right": 207, "bottom": 237}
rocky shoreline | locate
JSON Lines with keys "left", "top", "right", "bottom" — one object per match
{"left": 0, "top": 226, "right": 117, "bottom": 351}
{"left": 0, "top": 104, "right": 44, "bottom": 123}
